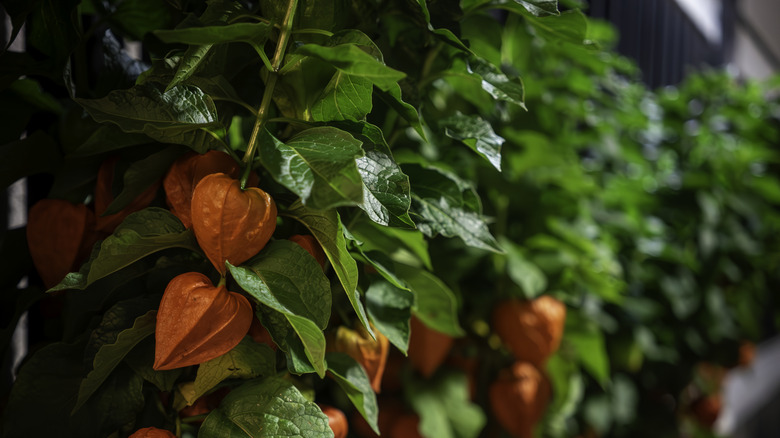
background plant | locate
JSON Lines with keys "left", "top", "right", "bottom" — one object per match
{"left": 1, "top": 0, "right": 779, "bottom": 438}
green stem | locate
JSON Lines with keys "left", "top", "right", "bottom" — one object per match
{"left": 240, "top": 0, "right": 299, "bottom": 189}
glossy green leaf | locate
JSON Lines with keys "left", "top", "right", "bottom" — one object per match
{"left": 365, "top": 279, "right": 413, "bottom": 353}
{"left": 443, "top": 112, "right": 504, "bottom": 171}
{"left": 167, "top": 44, "right": 214, "bottom": 92}
{"left": 469, "top": 58, "right": 526, "bottom": 109}
{"left": 375, "top": 83, "right": 426, "bottom": 139}
{"left": 285, "top": 201, "right": 368, "bottom": 332}
{"left": 295, "top": 43, "right": 405, "bottom": 92}
{"left": 310, "top": 73, "right": 373, "bottom": 122}
{"left": 412, "top": 194, "right": 501, "bottom": 253}
{"left": 513, "top": 0, "right": 559, "bottom": 16}
{"left": 349, "top": 219, "right": 432, "bottom": 270}
{"left": 87, "top": 208, "right": 200, "bottom": 285}
{"left": 526, "top": 9, "right": 588, "bottom": 45}
{"left": 258, "top": 127, "right": 364, "bottom": 210}
{"left": 198, "top": 377, "right": 333, "bottom": 437}
{"left": 191, "top": 338, "right": 276, "bottom": 403}
{"left": 333, "top": 121, "right": 414, "bottom": 227}
{"left": 73, "top": 309, "right": 156, "bottom": 414}
{"left": 228, "top": 240, "right": 331, "bottom": 376}
{"left": 256, "top": 306, "right": 318, "bottom": 375}
{"left": 394, "top": 263, "right": 464, "bottom": 337}
{"left": 75, "top": 83, "right": 223, "bottom": 153}
{"left": 326, "top": 352, "right": 380, "bottom": 434}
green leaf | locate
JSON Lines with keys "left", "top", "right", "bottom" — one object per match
{"left": 70, "top": 364, "right": 145, "bottom": 438}
{"left": 0, "top": 131, "right": 61, "bottom": 190}
{"left": 406, "top": 372, "right": 486, "bottom": 438}
{"left": 566, "top": 329, "right": 610, "bottom": 387}
{"left": 198, "top": 376, "right": 333, "bottom": 437}
{"left": 526, "top": 9, "right": 588, "bottom": 45}
{"left": 228, "top": 240, "right": 331, "bottom": 377}
{"left": 393, "top": 263, "right": 464, "bottom": 337}
{"left": 154, "top": 22, "right": 273, "bottom": 45}
{"left": 295, "top": 43, "right": 406, "bottom": 92}
{"left": 326, "top": 352, "right": 380, "bottom": 434}
{"left": 349, "top": 219, "right": 432, "bottom": 270}
{"left": 104, "top": 0, "right": 175, "bottom": 40}
{"left": 256, "top": 306, "right": 317, "bottom": 375}
{"left": 374, "top": 83, "right": 426, "bottom": 140}
{"left": 285, "top": 201, "right": 369, "bottom": 331}
{"left": 502, "top": 238, "right": 547, "bottom": 298}
{"left": 87, "top": 208, "right": 201, "bottom": 285}
{"left": 513, "top": 0, "right": 560, "bottom": 16}
{"left": 443, "top": 112, "right": 504, "bottom": 171}
{"left": 310, "top": 73, "right": 373, "bottom": 122}
{"left": 103, "top": 146, "right": 183, "bottom": 215}
{"left": 365, "top": 279, "right": 414, "bottom": 354}
{"left": 258, "top": 127, "right": 364, "bottom": 210}
{"left": 191, "top": 338, "right": 276, "bottom": 403}
{"left": 73, "top": 309, "right": 156, "bottom": 414}
{"left": 70, "top": 124, "right": 151, "bottom": 156}
{"left": 412, "top": 194, "right": 501, "bottom": 253}
{"left": 333, "top": 121, "right": 414, "bottom": 227}
{"left": 75, "top": 83, "right": 223, "bottom": 153}
{"left": 469, "top": 58, "right": 526, "bottom": 109}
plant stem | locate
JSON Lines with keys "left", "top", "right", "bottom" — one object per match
{"left": 240, "top": 0, "right": 299, "bottom": 189}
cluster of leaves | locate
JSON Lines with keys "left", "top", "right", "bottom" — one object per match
{"left": 2, "top": 0, "right": 780, "bottom": 437}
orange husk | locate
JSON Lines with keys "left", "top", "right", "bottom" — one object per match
{"left": 128, "top": 427, "right": 176, "bottom": 438}
{"left": 163, "top": 150, "right": 255, "bottom": 228}
{"left": 408, "top": 315, "right": 454, "bottom": 378}
{"left": 95, "top": 156, "right": 159, "bottom": 233}
{"left": 190, "top": 173, "right": 277, "bottom": 275}
{"left": 318, "top": 404, "right": 348, "bottom": 438}
{"left": 389, "top": 414, "right": 424, "bottom": 438}
{"left": 489, "top": 361, "right": 551, "bottom": 438}
{"left": 289, "top": 234, "right": 327, "bottom": 269}
{"left": 27, "top": 199, "right": 95, "bottom": 288}
{"left": 154, "top": 272, "right": 253, "bottom": 370}
{"left": 332, "top": 324, "right": 390, "bottom": 393}
{"left": 492, "top": 296, "right": 566, "bottom": 366}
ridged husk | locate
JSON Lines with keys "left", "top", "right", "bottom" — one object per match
{"left": 489, "top": 361, "right": 551, "bottom": 438}
{"left": 190, "top": 173, "right": 276, "bottom": 274}
{"left": 27, "top": 199, "right": 95, "bottom": 288}
{"left": 154, "top": 272, "right": 252, "bottom": 370}
{"left": 332, "top": 324, "right": 390, "bottom": 393}
{"left": 492, "top": 296, "right": 566, "bottom": 366}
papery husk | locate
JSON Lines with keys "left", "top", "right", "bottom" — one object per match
{"left": 489, "top": 361, "right": 551, "bottom": 438}
{"left": 128, "top": 427, "right": 176, "bottom": 438}
{"left": 289, "top": 234, "right": 327, "bottom": 269}
{"left": 154, "top": 272, "right": 252, "bottom": 370}
{"left": 27, "top": 199, "right": 95, "bottom": 289}
{"left": 492, "top": 296, "right": 566, "bottom": 366}
{"left": 332, "top": 324, "right": 390, "bottom": 393}
{"left": 190, "top": 173, "right": 276, "bottom": 275}
{"left": 408, "top": 315, "right": 454, "bottom": 378}
{"left": 318, "top": 404, "right": 349, "bottom": 438}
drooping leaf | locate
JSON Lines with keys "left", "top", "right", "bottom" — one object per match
{"left": 258, "top": 127, "right": 364, "bottom": 210}
{"left": 333, "top": 121, "right": 414, "bottom": 227}
{"left": 502, "top": 238, "right": 547, "bottom": 298}
{"left": 190, "top": 338, "right": 276, "bottom": 403}
{"left": 513, "top": 0, "right": 560, "bottom": 16}
{"left": 374, "top": 83, "right": 426, "bottom": 139}
{"left": 326, "top": 352, "right": 380, "bottom": 434}
{"left": 75, "top": 83, "right": 223, "bottom": 153}
{"left": 198, "top": 377, "right": 332, "bottom": 437}
{"left": 310, "top": 73, "right": 373, "bottom": 122}
{"left": 442, "top": 112, "right": 505, "bottom": 171}
{"left": 228, "top": 240, "right": 331, "bottom": 377}
{"left": 256, "top": 305, "right": 318, "bottom": 375}
{"left": 70, "top": 124, "right": 151, "bottom": 157}
{"left": 73, "top": 308, "right": 156, "bottom": 414}
{"left": 285, "top": 201, "right": 370, "bottom": 334}
{"left": 70, "top": 364, "right": 145, "bottom": 438}
{"left": 412, "top": 195, "right": 501, "bottom": 253}
{"left": 525, "top": 9, "right": 588, "bottom": 45}
{"left": 469, "top": 58, "right": 526, "bottom": 109}
{"left": 295, "top": 43, "right": 406, "bottom": 92}
{"left": 349, "top": 219, "right": 432, "bottom": 270}
{"left": 394, "top": 263, "right": 464, "bottom": 337}
{"left": 365, "top": 279, "right": 414, "bottom": 354}
{"left": 86, "top": 208, "right": 201, "bottom": 285}
{"left": 154, "top": 22, "right": 273, "bottom": 46}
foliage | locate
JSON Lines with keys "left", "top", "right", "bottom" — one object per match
{"left": 1, "top": 0, "right": 779, "bottom": 438}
